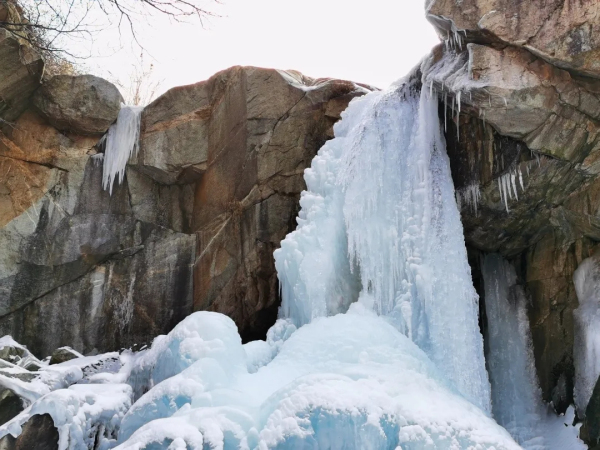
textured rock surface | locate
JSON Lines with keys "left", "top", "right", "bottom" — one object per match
{"left": 0, "top": 414, "right": 58, "bottom": 450}
{"left": 426, "top": 0, "right": 600, "bottom": 79}
{"left": 0, "top": 387, "right": 24, "bottom": 426}
{"left": 137, "top": 66, "right": 370, "bottom": 340}
{"left": 0, "top": 65, "right": 365, "bottom": 354}
{"left": 0, "top": 23, "right": 43, "bottom": 123}
{"left": 0, "top": 108, "right": 196, "bottom": 357}
{"left": 48, "top": 346, "right": 81, "bottom": 365}
{"left": 33, "top": 75, "right": 123, "bottom": 136}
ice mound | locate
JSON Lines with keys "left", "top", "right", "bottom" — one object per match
{"left": 115, "top": 308, "right": 520, "bottom": 450}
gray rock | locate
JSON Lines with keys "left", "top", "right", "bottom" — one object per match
{"left": 33, "top": 75, "right": 123, "bottom": 136}
{"left": 0, "top": 387, "right": 24, "bottom": 426}
{"left": 0, "top": 414, "right": 58, "bottom": 450}
{"left": 49, "top": 346, "right": 82, "bottom": 365}
{"left": 0, "top": 19, "right": 44, "bottom": 123}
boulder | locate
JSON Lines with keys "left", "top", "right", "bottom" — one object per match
{"left": 33, "top": 75, "right": 123, "bottom": 135}
{"left": 48, "top": 346, "right": 82, "bottom": 365}
{"left": 0, "top": 386, "right": 24, "bottom": 426}
{"left": 426, "top": 0, "right": 600, "bottom": 79}
{"left": 0, "top": 414, "right": 58, "bottom": 450}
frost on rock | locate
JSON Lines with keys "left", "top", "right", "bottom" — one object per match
{"left": 275, "top": 74, "right": 491, "bottom": 413}
{"left": 573, "top": 254, "right": 600, "bottom": 416}
{"left": 102, "top": 105, "right": 143, "bottom": 195}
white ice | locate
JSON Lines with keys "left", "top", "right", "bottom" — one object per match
{"left": 573, "top": 254, "right": 600, "bottom": 416}
{"left": 482, "top": 254, "right": 587, "bottom": 450}
{"left": 102, "top": 105, "right": 143, "bottom": 194}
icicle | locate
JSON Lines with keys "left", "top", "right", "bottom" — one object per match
{"left": 444, "top": 92, "right": 448, "bottom": 132}
{"left": 518, "top": 166, "right": 524, "bottom": 190}
{"left": 510, "top": 171, "right": 518, "bottom": 200}
{"left": 102, "top": 105, "right": 144, "bottom": 195}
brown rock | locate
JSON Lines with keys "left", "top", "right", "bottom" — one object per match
{"left": 426, "top": 0, "right": 600, "bottom": 79}
{"left": 0, "top": 28, "right": 43, "bottom": 123}
{"left": 138, "top": 66, "right": 370, "bottom": 340}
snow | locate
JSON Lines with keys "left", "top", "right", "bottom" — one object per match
{"left": 114, "top": 307, "right": 519, "bottom": 450}
{"left": 0, "top": 383, "right": 132, "bottom": 450}
{"left": 482, "top": 254, "right": 587, "bottom": 450}
{"left": 102, "top": 105, "right": 143, "bottom": 194}
{"left": 573, "top": 254, "right": 600, "bottom": 416}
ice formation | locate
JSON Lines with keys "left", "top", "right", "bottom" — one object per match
{"left": 482, "top": 254, "right": 587, "bottom": 450}
{"left": 102, "top": 105, "right": 144, "bottom": 194}
{"left": 112, "top": 307, "right": 519, "bottom": 450}
{"left": 275, "top": 75, "right": 491, "bottom": 413}
{"left": 456, "top": 183, "right": 481, "bottom": 214}
{"left": 573, "top": 254, "right": 600, "bottom": 416}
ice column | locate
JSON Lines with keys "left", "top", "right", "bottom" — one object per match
{"left": 102, "top": 105, "right": 144, "bottom": 194}
{"left": 482, "top": 253, "right": 543, "bottom": 443}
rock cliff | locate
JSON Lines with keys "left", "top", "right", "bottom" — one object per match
{"left": 0, "top": 28, "right": 369, "bottom": 357}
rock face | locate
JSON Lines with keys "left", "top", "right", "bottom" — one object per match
{"left": 426, "top": 0, "right": 600, "bottom": 79}
{"left": 0, "top": 64, "right": 367, "bottom": 355}
{"left": 33, "top": 75, "right": 123, "bottom": 136}
{"left": 136, "top": 67, "right": 370, "bottom": 341}
{"left": 0, "top": 18, "right": 43, "bottom": 123}
{"left": 423, "top": 0, "right": 600, "bottom": 419}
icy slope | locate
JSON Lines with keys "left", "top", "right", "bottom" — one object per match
{"left": 114, "top": 308, "right": 519, "bottom": 450}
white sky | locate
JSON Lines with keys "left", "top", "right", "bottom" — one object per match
{"left": 82, "top": 0, "right": 440, "bottom": 101}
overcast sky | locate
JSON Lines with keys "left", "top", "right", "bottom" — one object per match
{"left": 82, "top": 0, "right": 440, "bottom": 102}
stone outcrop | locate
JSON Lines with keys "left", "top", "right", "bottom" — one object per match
{"left": 0, "top": 10, "right": 43, "bottom": 123}
{"left": 135, "top": 67, "right": 369, "bottom": 340}
{"left": 0, "top": 64, "right": 367, "bottom": 355}
{"left": 33, "top": 75, "right": 123, "bottom": 136}
{"left": 426, "top": 0, "right": 600, "bottom": 79}
{"left": 423, "top": 0, "right": 600, "bottom": 420}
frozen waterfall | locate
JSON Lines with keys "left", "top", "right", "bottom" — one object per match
{"left": 573, "top": 254, "right": 600, "bottom": 416}
{"left": 102, "top": 105, "right": 143, "bottom": 194}
{"left": 482, "top": 254, "right": 587, "bottom": 450}
{"left": 275, "top": 75, "right": 491, "bottom": 413}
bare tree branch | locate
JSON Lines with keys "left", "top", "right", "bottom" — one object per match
{"left": 0, "top": 0, "right": 219, "bottom": 75}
